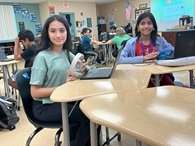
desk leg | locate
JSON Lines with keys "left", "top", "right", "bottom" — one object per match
{"left": 108, "top": 45, "right": 111, "bottom": 62}
{"left": 61, "top": 102, "right": 70, "bottom": 146}
{"left": 155, "top": 74, "right": 160, "bottom": 87}
{"left": 90, "top": 121, "right": 97, "bottom": 146}
{"left": 2, "top": 66, "right": 10, "bottom": 96}
{"left": 103, "top": 45, "right": 107, "bottom": 62}
{"left": 136, "top": 139, "right": 142, "bottom": 146}
{"left": 189, "top": 70, "right": 194, "bottom": 88}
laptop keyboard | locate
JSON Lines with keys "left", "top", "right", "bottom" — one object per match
{"left": 91, "top": 68, "right": 112, "bottom": 77}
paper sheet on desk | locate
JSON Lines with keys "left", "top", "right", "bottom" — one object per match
{"left": 156, "top": 56, "right": 195, "bottom": 66}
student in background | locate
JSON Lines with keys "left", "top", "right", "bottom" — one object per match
{"left": 104, "top": 27, "right": 131, "bottom": 58}
{"left": 8, "top": 29, "right": 37, "bottom": 89}
{"left": 81, "top": 27, "right": 104, "bottom": 64}
{"left": 30, "top": 15, "right": 91, "bottom": 146}
{"left": 109, "top": 25, "right": 117, "bottom": 35}
{"left": 118, "top": 12, "right": 175, "bottom": 87}
{"left": 14, "top": 29, "right": 37, "bottom": 67}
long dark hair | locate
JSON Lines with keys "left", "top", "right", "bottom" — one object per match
{"left": 135, "top": 12, "right": 158, "bottom": 45}
{"left": 35, "top": 15, "right": 73, "bottom": 56}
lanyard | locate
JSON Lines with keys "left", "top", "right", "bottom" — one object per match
{"left": 140, "top": 39, "right": 153, "bottom": 56}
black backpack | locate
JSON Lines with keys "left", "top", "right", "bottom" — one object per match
{"left": 0, "top": 96, "right": 19, "bottom": 130}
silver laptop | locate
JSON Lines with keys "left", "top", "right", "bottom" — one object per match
{"left": 80, "top": 47, "right": 123, "bottom": 80}
{"left": 0, "top": 48, "right": 14, "bottom": 62}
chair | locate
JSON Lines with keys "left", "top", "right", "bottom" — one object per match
{"left": 7, "top": 69, "right": 21, "bottom": 111}
{"left": 74, "top": 43, "right": 95, "bottom": 65}
{"left": 15, "top": 68, "right": 78, "bottom": 146}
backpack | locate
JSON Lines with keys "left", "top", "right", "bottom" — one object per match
{"left": 0, "top": 96, "right": 19, "bottom": 130}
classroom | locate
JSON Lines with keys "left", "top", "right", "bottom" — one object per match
{"left": 0, "top": 0, "right": 195, "bottom": 146}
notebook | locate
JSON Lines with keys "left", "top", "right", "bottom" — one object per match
{"left": 80, "top": 47, "right": 123, "bottom": 80}
{"left": 0, "top": 48, "right": 14, "bottom": 62}
{"left": 167, "top": 30, "right": 195, "bottom": 59}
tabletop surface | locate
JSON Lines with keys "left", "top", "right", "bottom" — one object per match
{"left": 113, "top": 63, "right": 195, "bottom": 75}
{"left": 143, "top": 63, "right": 195, "bottom": 74}
{"left": 50, "top": 64, "right": 151, "bottom": 102}
{"left": 0, "top": 55, "right": 22, "bottom": 65}
{"left": 80, "top": 86, "right": 195, "bottom": 146}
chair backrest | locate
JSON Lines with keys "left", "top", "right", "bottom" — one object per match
{"left": 121, "top": 39, "right": 129, "bottom": 47}
{"left": 74, "top": 43, "right": 85, "bottom": 55}
{"left": 74, "top": 37, "right": 80, "bottom": 42}
{"left": 15, "top": 68, "right": 63, "bottom": 128}
{"left": 15, "top": 68, "right": 37, "bottom": 124}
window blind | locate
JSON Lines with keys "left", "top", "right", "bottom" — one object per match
{"left": 0, "top": 5, "right": 17, "bottom": 41}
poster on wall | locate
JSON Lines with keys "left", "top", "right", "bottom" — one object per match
{"left": 21, "top": 8, "right": 29, "bottom": 18}
{"left": 49, "top": 6, "right": 55, "bottom": 16}
{"left": 29, "top": 13, "right": 36, "bottom": 22}
{"left": 82, "top": 19, "right": 87, "bottom": 27}
{"left": 13, "top": 4, "right": 21, "bottom": 14}
{"left": 108, "top": 13, "right": 115, "bottom": 27}
{"left": 35, "top": 23, "right": 42, "bottom": 34}
{"left": 18, "top": 22, "right": 25, "bottom": 31}
{"left": 86, "top": 18, "right": 92, "bottom": 27}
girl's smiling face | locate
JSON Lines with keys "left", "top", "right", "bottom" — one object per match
{"left": 48, "top": 20, "right": 67, "bottom": 48}
{"left": 137, "top": 17, "right": 154, "bottom": 37}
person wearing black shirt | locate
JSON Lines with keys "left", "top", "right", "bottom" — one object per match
{"left": 8, "top": 30, "right": 37, "bottom": 89}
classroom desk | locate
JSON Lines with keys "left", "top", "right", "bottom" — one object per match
{"left": 80, "top": 86, "right": 195, "bottom": 146}
{"left": 50, "top": 65, "right": 151, "bottom": 146}
{"left": 0, "top": 56, "right": 22, "bottom": 96}
{"left": 123, "top": 63, "right": 195, "bottom": 88}
{"left": 143, "top": 63, "right": 195, "bottom": 87}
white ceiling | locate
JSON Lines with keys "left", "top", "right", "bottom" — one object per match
{"left": 0, "top": 0, "right": 121, "bottom": 5}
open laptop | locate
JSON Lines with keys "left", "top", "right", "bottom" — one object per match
{"left": 80, "top": 47, "right": 123, "bottom": 80}
{"left": 156, "top": 30, "right": 195, "bottom": 66}
{"left": 0, "top": 47, "right": 14, "bottom": 62}
{"left": 167, "top": 30, "right": 195, "bottom": 59}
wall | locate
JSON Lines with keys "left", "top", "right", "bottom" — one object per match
{"left": 39, "top": 1, "right": 49, "bottom": 26}
{"left": 97, "top": 0, "right": 150, "bottom": 35}
{"left": 39, "top": 1, "right": 98, "bottom": 39}
{"left": 0, "top": 2, "right": 41, "bottom": 37}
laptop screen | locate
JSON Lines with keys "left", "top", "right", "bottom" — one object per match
{"left": 174, "top": 30, "right": 195, "bottom": 59}
{"left": 0, "top": 48, "right": 8, "bottom": 59}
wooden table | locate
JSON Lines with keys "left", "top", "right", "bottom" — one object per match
{"left": 0, "top": 56, "right": 22, "bottom": 96}
{"left": 80, "top": 86, "right": 195, "bottom": 146}
{"left": 50, "top": 65, "right": 151, "bottom": 146}
{"left": 144, "top": 63, "right": 195, "bottom": 87}
{"left": 121, "top": 63, "right": 195, "bottom": 87}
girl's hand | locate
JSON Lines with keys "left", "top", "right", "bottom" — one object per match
{"left": 66, "top": 69, "right": 78, "bottom": 82}
{"left": 144, "top": 52, "right": 159, "bottom": 61}
{"left": 80, "top": 58, "right": 90, "bottom": 72}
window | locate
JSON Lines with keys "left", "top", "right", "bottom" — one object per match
{"left": 0, "top": 5, "right": 17, "bottom": 41}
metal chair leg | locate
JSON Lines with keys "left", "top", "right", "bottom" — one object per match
{"left": 15, "top": 89, "right": 21, "bottom": 111}
{"left": 136, "top": 139, "right": 142, "bottom": 146}
{"left": 54, "top": 128, "right": 63, "bottom": 146}
{"left": 117, "top": 132, "right": 121, "bottom": 141}
{"left": 105, "top": 127, "right": 110, "bottom": 144}
{"left": 102, "top": 128, "right": 122, "bottom": 146}
{"left": 26, "top": 127, "right": 43, "bottom": 146}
